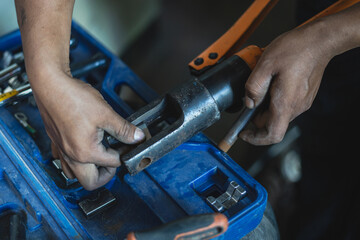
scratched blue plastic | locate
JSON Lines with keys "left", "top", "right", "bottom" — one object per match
{"left": 0, "top": 21, "right": 267, "bottom": 239}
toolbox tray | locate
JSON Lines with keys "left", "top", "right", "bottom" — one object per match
{"left": 0, "top": 22, "right": 267, "bottom": 239}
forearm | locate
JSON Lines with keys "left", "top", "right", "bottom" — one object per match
{"left": 306, "top": 3, "right": 360, "bottom": 59}
{"left": 14, "top": 0, "right": 75, "bottom": 86}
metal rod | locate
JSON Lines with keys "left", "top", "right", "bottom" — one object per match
{"left": 218, "top": 105, "right": 256, "bottom": 152}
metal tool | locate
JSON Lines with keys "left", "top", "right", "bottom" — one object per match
{"left": 218, "top": 101, "right": 258, "bottom": 152}
{"left": 120, "top": 49, "right": 258, "bottom": 175}
{"left": 0, "top": 52, "right": 108, "bottom": 107}
{"left": 117, "top": 0, "right": 278, "bottom": 175}
{"left": 51, "top": 159, "right": 79, "bottom": 187}
{"left": 14, "top": 112, "right": 36, "bottom": 136}
{"left": 126, "top": 213, "right": 228, "bottom": 240}
{"left": 0, "top": 83, "right": 31, "bottom": 107}
{"left": 8, "top": 76, "right": 24, "bottom": 89}
{"left": 0, "top": 63, "right": 22, "bottom": 85}
{"left": 217, "top": 0, "right": 360, "bottom": 153}
{"left": 69, "top": 52, "right": 108, "bottom": 78}
{"left": 78, "top": 188, "right": 117, "bottom": 219}
{"left": 206, "top": 181, "right": 247, "bottom": 212}
{"left": 116, "top": 0, "right": 360, "bottom": 175}
{"left": 0, "top": 51, "right": 13, "bottom": 69}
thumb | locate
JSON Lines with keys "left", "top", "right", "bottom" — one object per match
{"left": 51, "top": 141, "right": 60, "bottom": 159}
{"left": 245, "top": 63, "right": 273, "bottom": 109}
{"left": 102, "top": 111, "right": 145, "bottom": 144}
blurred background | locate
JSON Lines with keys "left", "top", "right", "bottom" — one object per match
{"left": 0, "top": 0, "right": 301, "bottom": 239}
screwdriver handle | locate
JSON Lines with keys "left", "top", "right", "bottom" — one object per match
{"left": 126, "top": 213, "right": 228, "bottom": 240}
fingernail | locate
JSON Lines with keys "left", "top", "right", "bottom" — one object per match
{"left": 246, "top": 97, "right": 254, "bottom": 109}
{"left": 134, "top": 128, "right": 145, "bottom": 142}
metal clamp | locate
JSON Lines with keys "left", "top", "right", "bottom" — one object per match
{"left": 206, "top": 181, "right": 246, "bottom": 212}
{"left": 52, "top": 159, "right": 79, "bottom": 187}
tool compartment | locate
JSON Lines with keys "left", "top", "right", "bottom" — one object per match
{"left": 0, "top": 22, "right": 266, "bottom": 239}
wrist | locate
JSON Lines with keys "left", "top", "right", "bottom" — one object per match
{"left": 26, "top": 60, "right": 72, "bottom": 99}
{"left": 309, "top": 5, "right": 360, "bottom": 58}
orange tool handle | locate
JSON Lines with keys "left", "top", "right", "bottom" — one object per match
{"left": 126, "top": 213, "right": 228, "bottom": 240}
{"left": 298, "top": 0, "right": 360, "bottom": 28}
{"left": 189, "top": 0, "right": 279, "bottom": 75}
{"left": 190, "top": 0, "right": 360, "bottom": 75}
{"left": 235, "top": 0, "right": 360, "bottom": 73}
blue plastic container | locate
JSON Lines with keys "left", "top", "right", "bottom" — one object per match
{"left": 0, "top": 22, "right": 267, "bottom": 239}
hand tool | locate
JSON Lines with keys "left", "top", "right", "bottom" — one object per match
{"left": 69, "top": 52, "right": 108, "bottom": 78}
{"left": 206, "top": 181, "right": 247, "bottom": 212}
{"left": 0, "top": 50, "right": 24, "bottom": 69}
{"left": 8, "top": 75, "right": 25, "bottom": 89}
{"left": 0, "top": 63, "right": 22, "bottom": 86}
{"left": 0, "top": 83, "right": 31, "bottom": 107}
{"left": 0, "top": 52, "right": 109, "bottom": 107}
{"left": 217, "top": 0, "right": 360, "bottom": 152}
{"left": 117, "top": 0, "right": 277, "bottom": 175}
{"left": 0, "top": 51, "right": 13, "bottom": 69}
{"left": 116, "top": 0, "right": 360, "bottom": 176}
{"left": 51, "top": 159, "right": 80, "bottom": 188}
{"left": 14, "top": 112, "right": 37, "bottom": 137}
{"left": 78, "top": 188, "right": 116, "bottom": 219}
{"left": 126, "top": 213, "right": 228, "bottom": 240}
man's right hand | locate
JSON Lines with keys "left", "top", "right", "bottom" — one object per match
{"left": 35, "top": 71, "right": 145, "bottom": 191}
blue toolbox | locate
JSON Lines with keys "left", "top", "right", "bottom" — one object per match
{"left": 0, "top": 22, "right": 267, "bottom": 239}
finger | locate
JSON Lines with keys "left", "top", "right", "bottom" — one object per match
{"left": 240, "top": 108, "right": 290, "bottom": 145}
{"left": 101, "top": 111, "right": 145, "bottom": 144}
{"left": 51, "top": 141, "right": 60, "bottom": 159}
{"left": 252, "top": 110, "right": 270, "bottom": 129}
{"left": 66, "top": 160, "right": 116, "bottom": 191}
{"left": 89, "top": 143, "right": 122, "bottom": 168}
{"left": 245, "top": 60, "right": 273, "bottom": 109}
{"left": 58, "top": 152, "right": 76, "bottom": 179}
{"left": 118, "top": 144, "right": 131, "bottom": 155}
{"left": 60, "top": 158, "right": 76, "bottom": 179}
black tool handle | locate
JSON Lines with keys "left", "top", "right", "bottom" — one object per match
{"left": 126, "top": 213, "right": 228, "bottom": 240}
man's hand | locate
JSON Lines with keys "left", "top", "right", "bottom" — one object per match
{"left": 36, "top": 72, "right": 144, "bottom": 190}
{"left": 13, "top": 0, "right": 146, "bottom": 190}
{"left": 240, "top": 23, "right": 330, "bottom": 145}
{"left": 240, "top": 4, "right": 360, "bottom": 146}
